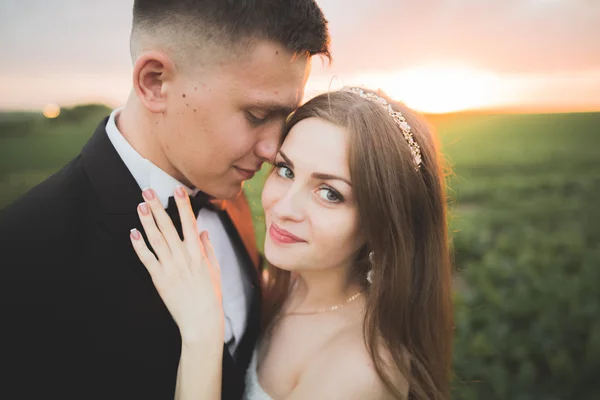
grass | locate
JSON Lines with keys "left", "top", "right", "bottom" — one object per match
{"left": 433, "top": 112, "right": 600, "bottom": 399}
{"left": 434, "top": 112, "right": 600, "bottom": 231}
{"left": 0, "top": 105, "right": 111, "bottom": 208}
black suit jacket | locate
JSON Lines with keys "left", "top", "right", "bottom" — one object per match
{"left": 0, "top": 118, "right": 262, "bottom": 400}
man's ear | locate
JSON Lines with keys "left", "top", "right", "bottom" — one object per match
{"left": 132, "top": 51, "right": 175, "bottom": 114}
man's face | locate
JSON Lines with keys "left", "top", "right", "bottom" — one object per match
{"left": 160, "top": 41, "right": 311, "bottom": 200}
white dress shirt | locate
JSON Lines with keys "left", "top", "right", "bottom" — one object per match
{"left": 105, "top": 108, "right": 251, "bottom": 355}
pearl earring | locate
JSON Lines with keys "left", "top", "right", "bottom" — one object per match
{"left": 367, "top": 251, "right": 374, "bottom": 283}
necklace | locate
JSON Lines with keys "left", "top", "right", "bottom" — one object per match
{"left": 283, "top": 291, "right": 363, "bottom": 316}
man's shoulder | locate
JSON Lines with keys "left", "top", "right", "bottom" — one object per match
{"left": 0, "top": 155, "right": 89, "bottom": 234}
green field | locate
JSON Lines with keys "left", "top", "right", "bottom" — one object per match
{"left": 1, "top": 107, "right": 599, "bottom": 399}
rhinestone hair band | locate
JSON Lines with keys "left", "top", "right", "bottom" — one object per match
{"left": 347, "top": 87, "right": 422, "bottom": 170}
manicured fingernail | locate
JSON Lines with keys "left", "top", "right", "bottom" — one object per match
{"left": 142, "top": 187, "right": 155, "bottom": 201}
{"left": 139, "top": 202, "right": 149, "bottom": 215}
{"left": 175, "top": 186, "right": 186, "bottom": 198}
{"left": 130, "top": 228, "right": 141, "bottom": 240}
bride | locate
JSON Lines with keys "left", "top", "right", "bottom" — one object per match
{"left": 129, "top": 87, "right": 454, "bottom": 399}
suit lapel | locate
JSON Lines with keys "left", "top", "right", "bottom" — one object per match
{"left": 222, "top": 194, "right": 261, "bottom": 272}
{"left": 219, "top": 194, "right": 263, "bottom": 371}
{"left": 81, "top": 117, "right": 145, "bottom": 234}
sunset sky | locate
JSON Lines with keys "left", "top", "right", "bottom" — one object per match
{"left": 1, "top": 0, "right": 598, "bottom": 114}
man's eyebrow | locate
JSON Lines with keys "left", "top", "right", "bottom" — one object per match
{"left": 250, "top": 100, "right": 296, "bottom": 116}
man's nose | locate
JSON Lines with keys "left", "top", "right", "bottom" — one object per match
{"left": 255, "top": 126, "right": 281, "bottom": 161}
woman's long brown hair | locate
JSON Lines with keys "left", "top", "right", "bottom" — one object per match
{"left": 261, "top": 89, "right": 454, "bottom": 400}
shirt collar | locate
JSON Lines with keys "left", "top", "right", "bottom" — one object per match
{"left": 105, "top": 108, "right": 198, "bottom": 208}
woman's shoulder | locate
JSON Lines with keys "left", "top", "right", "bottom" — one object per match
{"left": 288, "top": 326, "right": 408, "bottom": 399}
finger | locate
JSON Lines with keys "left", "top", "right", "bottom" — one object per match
{"left": 130, "top": 228, "right": 160, "bottom": 275}
{"left": 174, "top": 186, "right": 200, "bottom": 244}
{"left": 142, "top": 188, "right": 183, "bottom": 254}
{"left": 137, "top": 202, "right": 171, "bottom": 262}
{"left": 199, "top": 231, "right": 220, "bottom": 272}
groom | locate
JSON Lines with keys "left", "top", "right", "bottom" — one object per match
{"left": 0, "top": 1, "right": 330, "bottom": 399}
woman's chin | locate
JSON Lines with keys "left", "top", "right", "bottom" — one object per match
{"left": 264, "top": 251, "right": 291, "bottom": 271}
{"left": 264, "top": 242, "right": 302, "bottom": 272}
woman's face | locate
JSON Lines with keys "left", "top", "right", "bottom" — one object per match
{"left": 261, "top": 117, "right": 364, "bottom": 272}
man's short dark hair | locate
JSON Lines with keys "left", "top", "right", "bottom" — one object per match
{"left": 131, "top": 0, "right": 331, "bottom": 62}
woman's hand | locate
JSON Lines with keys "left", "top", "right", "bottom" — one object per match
{"left": 129, "top": 186, "right": 224, "bottom": 345}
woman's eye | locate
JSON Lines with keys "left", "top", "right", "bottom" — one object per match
{"left": 317, "top": 187, "right": 342, "bottom": 203}
{"left": 276, "top": 165, "right": 294, "bottom": 179}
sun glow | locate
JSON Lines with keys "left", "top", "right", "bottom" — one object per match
{"left": 42, "top": 103, "right": 61, "bottom": 118}
{"left": 352, "top": 66, "right": 507, "bottom": 114}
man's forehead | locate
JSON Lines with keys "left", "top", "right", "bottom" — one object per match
{"left": 230, "top": 43, "right": 308, "bottom": 91}
{"left": 241, "top": 70, "right": 307, "bottom": 105}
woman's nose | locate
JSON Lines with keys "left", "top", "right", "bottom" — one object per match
{"left": 270, "top": 186, "right": 305, "bottom": 222}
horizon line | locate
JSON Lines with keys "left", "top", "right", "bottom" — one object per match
{"left": 2, "top": 102, "right": 599, "bottom": 117}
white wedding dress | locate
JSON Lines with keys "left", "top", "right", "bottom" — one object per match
{"left": 242, "top": 349, "right": 273, "bottom": 400}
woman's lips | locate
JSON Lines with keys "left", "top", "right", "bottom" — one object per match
{"left": 269, "top": 223, "right": 305, "bottom": 244}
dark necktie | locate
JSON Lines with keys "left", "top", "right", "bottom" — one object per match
{"left": 165, "top": 191, "right": 223, "bottom": 239}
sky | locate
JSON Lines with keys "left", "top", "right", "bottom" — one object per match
{"left": 1, "top": 0, "right": 599, "bottom": 113}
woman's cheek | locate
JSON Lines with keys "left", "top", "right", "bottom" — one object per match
{"left": 261, "top": 175, "right": 279, "bottom": 211}
{"left": 315, "top": 207, "right": 361, "bottom": 252}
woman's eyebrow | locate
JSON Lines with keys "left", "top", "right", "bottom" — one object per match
{"left": 278, "top": 150, "right": 294, "bottom": 168}
{"left": 311, "top": 172, "right": 352, "bottom": 187}
{"left": 279, "top": 151, "right": 352, "bottom": 186}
